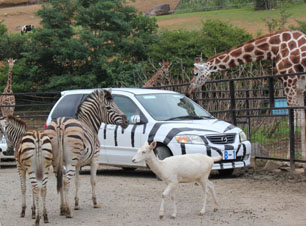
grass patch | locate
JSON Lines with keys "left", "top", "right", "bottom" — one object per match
{"left": 156, "top": 3, "right": 306, "bottom": 35}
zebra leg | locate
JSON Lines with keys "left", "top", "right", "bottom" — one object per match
{"left": 59, "top": 186, "right": 65, "bottom": 216}
{"left": 41, "top": 184, "right": 49, "bottom": 223}
{"left": 32, "top": 186, "right": 40, "bottom": 226}
{"left": 91, "top": 161, "right": 100, "bottom": 208}
{"left": 74, "top": 166, "right": 80, "bottom": 210}
{"left": 31, "top": 189, "right": 36, "bottom": 219}
{"left": 18, "top": 166, "right": 27, "bottom": 218}
{"left": 64, "top": 166, "right": 75, "bottom": 218}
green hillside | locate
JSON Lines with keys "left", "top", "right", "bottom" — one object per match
{"left": 156, "top": 3, "right": 306, "bottom": 35}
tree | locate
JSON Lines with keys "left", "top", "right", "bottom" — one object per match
{"left": 148, "top": 20, "right": 253, "bottom": 81}
{"left": 23, "top": 0, "right": 158, "bottom": 91}
{"left": 254, "top": 0, "right": 277, "bottom": 10}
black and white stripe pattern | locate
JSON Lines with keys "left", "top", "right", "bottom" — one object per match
{"left": 1, "top": 115, "right": 53, "bottom": 226}
{"left": 45, "top": 89, "right": 128, "bottom": 218}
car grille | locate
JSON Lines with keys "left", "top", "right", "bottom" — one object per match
{"left": 206, "top": 134, "right": 236, "bottom": 144}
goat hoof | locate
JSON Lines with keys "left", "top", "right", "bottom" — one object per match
{"left": 170, "top": 215, "right": 176, "bottom": 219}
{"left": 213, "top": 208, "right": 218, "bottom": 212}
{"left": 199, "top": 211, "right": 205, "bottom": 216}
{"left": 74, "top": 206, "right": 80, "bottom": 210}
{"left": 159, "top": 215, "right": 164, "bottom": 219}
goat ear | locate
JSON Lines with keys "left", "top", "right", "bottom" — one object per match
{"left": 150, "top": 141, "right": 157, "bottom": 149}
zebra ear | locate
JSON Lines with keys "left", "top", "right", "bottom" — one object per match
{"left": 103, "top": 89, "right": 113, "bottom": 101}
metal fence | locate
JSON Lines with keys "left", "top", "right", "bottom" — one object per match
{"left": 152, "top": 72, "right": 306, "bottom": 169}
{"left": 1, "top": 72, "right": 306, "bottom": 169}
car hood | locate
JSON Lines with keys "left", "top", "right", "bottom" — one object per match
{"left": 157, "top": 118, "right": 240, "bottom": 134}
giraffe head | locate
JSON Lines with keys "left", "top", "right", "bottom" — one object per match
{"left": 160, "top": 59, "right": 171, "bottom": 80}
{"left": 188, "top": 62, "right": 215, "bottom": 96}
{"left": 8, "top": 58, "right": 16, "bottom": 69}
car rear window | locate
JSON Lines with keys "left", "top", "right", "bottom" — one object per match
{"left": 51, "top": 94, "right": 88, "bottom": 119}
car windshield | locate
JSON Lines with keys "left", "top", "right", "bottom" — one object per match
{"left": 135, "top": 93, "right": 214, "bottom": 121}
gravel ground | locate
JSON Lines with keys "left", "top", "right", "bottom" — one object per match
{"left": 0, "top": 165, "right": 306, "bottom": 226}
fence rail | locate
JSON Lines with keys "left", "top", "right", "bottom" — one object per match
{"left": 0, "top": 72, "right": 306, "bottom": 169}
{"left": 152, "top": 71, "right": 306, "bottom": 169}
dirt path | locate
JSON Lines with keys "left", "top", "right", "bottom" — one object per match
{"left": 0, "top": 1, "right": 181, "bottom": 33}
{"left": 0, "top": 166, "right": 305, "bottom": 226}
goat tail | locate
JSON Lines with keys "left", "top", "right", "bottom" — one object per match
{"left": 35, "top": 131, "right": 43, "bottom": 182}
{"left": 56, "top": 126, "right": 64, "bottom": 193}
{"left": 212, "top": 155, "right": 222, "bottom": 162}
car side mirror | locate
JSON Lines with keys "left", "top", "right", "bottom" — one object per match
{"left": 130, "top": 115, "right": 141, "bottom": 124}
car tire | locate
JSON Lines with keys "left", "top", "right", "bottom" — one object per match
{"left": 155, "top": 145, "right": 172, "bottom": 160}
{"left": 152, "top": 145, "right": 172, "bottom": 181}
{"left": 218, "top": 168, "right": 234, "bottom": 177}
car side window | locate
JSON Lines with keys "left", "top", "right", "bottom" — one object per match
{"left": 51, "top": 94, "right": 87, "bottom": 119}
{"left": 113, "top": 95, "right": 142, "bottom": 124}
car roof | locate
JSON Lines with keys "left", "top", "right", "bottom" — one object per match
{"left": 61, "top": 88, "right": 179, "bottom": 96}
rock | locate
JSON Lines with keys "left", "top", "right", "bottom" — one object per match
{"left": 146, "top": 4, "right": 171, "bottom": 16}
{"left": 263, "top": 160, "right": 282, "bottom": 171}
{"left": 251, "top": 142, "right": 269, "bottom": 157}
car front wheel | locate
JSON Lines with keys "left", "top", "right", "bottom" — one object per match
{"left": 218, "top": 168, "right": 234, "bottom": 177}
{"left": 155, "top": 145, "right": 172, "bottom": 160}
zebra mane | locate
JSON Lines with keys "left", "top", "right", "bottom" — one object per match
{"left": 76, "top": 89, "right": 112, "bottom": 118}
{"left": 7, "top": 114, "right": 27, "bottom": 131}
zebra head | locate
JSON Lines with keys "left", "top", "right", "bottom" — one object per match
{"left": 0, "top": 117, "right": 6, "bottom": 141}
{"left": 0, "top": 117, "right": 14, "bottom": 153}
{"left": 99, "top": 89, "right": 129, "bottom": 129}
{"left": 3, "top": 115, "right": 27, "bottom": 153}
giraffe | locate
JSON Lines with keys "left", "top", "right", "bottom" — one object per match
{"left": 187, "top": 30, "right": 306, "bottom": 171}
{"left": 0, "top": 58, "right": 16, "bottom": 118}
{"left": 142, "top": 60, "right": 171, "bottom": 88}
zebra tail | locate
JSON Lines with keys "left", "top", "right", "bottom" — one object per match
{"left": 56, "top": 127, "right": 64, "bottom": 193}
{"left": 35, "top": 131, "right": 43, "bottom": 182}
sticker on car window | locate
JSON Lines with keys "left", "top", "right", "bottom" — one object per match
{"left": 143, "top": 95, "right": 157, "bottom": 99}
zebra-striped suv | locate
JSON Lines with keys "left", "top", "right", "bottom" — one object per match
{"left": 46, "top": 88, "right": 251, "bottom": 176}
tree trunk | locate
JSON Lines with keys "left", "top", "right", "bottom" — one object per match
{"left": 254, "top": 0, "right": 277, "bottom": 10}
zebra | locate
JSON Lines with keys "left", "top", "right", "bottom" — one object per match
{"left": 44, "top": 89, "right": 129, "bottom": 218}
{"left": 0, "top": 115, "right": 53, "bottom": 226}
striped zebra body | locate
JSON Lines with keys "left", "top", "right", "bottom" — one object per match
{"left": 1, "top": 115, "right": 53, "bottom": 226}
{"left": 45, "top": 89, "right": 129, "bottom": 218}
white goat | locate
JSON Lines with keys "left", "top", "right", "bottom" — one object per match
{"left": 132, "top": 141, "right": 222, "bottom": 219}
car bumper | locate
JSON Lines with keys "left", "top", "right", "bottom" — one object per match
{"left": 168, "top": 140, "right": 251, "bottom": 170}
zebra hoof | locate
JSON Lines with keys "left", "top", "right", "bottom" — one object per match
{"left": 65, "top": 209, "right": 73, "bottom": 218}
{"left": 93, "top": 204, "right": 101, "bottom": 208}
{"left": 43, "top": 213, "right": 49, "bottom": 223}
{"left": 60, "top": 206, "right": 66, "bottom": 216}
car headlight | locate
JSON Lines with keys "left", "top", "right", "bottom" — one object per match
{"left": 239, "top": 131, "right": 247, "bottom": 142}
{"left": 175, "top": 135, "right": 204, "bottom": 145}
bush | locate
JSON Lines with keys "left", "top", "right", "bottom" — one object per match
{"left": 147, "top": 20, "right": 253, "bottom": 81}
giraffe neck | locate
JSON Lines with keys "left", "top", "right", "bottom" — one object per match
{"left": 143, "top": 66, "right": 167, "bottom": 88}
{"left": 207, "top": 35, "right": 279, "bottom": 72}
{"left": 6, "top": 66, "right": 13, "bottom": 93}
